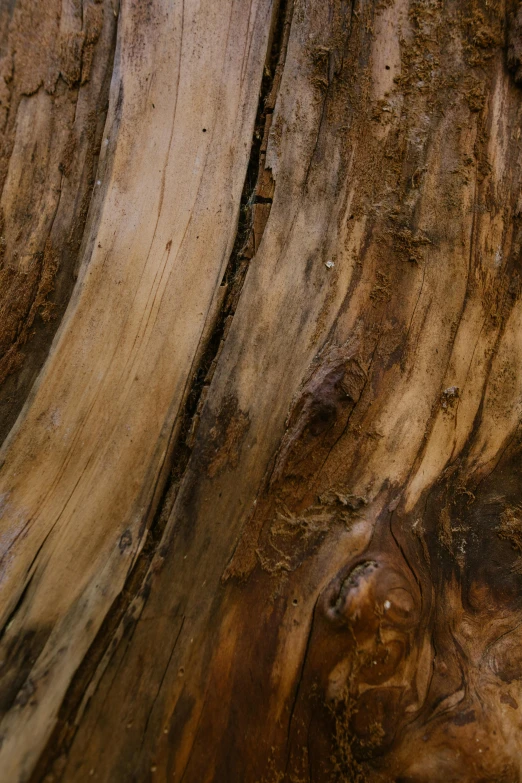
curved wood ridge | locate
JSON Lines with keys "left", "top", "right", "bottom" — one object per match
{"left": 0, "top": 0, "right": 274, "bottom": 779}
{"left": 1, "top": 0, "right": 522, "bottom": 781}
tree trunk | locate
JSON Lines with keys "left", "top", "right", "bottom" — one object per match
{"left": 1, "top": 0, "right": 522, "bottom": 780}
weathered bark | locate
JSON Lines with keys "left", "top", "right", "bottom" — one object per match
{"left": 0, "top": 0, "right": 117, "bottom": 442}
{"left": 1, "top": 0, "right": 522, "bottom": 781}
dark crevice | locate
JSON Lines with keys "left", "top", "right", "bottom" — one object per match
{"left": 30, "top": 1, "right": 294, "bottom": 779}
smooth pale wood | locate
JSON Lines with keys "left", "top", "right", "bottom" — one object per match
{"left": 0, "top": 0, "right": 273, "bottom": 779}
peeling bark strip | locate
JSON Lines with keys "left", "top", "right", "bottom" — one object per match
{"left": 0, "top": 0, "right": 274, "bottom": 779}
{"left": 31, "top": 4, "right": 292, "bottom": 776}
{"left": 1, "top": 0, "right": 522, "bottom": 780}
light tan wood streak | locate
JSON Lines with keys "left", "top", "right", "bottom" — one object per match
{"left": 0, "top": 0, "right": 273, "bottom": 779}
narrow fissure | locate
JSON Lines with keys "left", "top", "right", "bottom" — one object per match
{"left": 30, "top": 1, "right": 294, "bottom": 778}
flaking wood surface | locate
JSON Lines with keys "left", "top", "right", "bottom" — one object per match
{"left": 2, "top": 0, "right": 522, "bottom": 781}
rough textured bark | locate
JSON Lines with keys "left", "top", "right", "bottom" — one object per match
{"left": 1, "top": 0, "right": 522, "bottom": 781}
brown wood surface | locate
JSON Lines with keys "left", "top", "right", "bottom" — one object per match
{"left": 1, "top": 0, "right": 522, "bottom": 781}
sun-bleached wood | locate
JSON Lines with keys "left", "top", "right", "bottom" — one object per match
{"left": 0, "top": 1, "right": 272, "bottom": 779}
